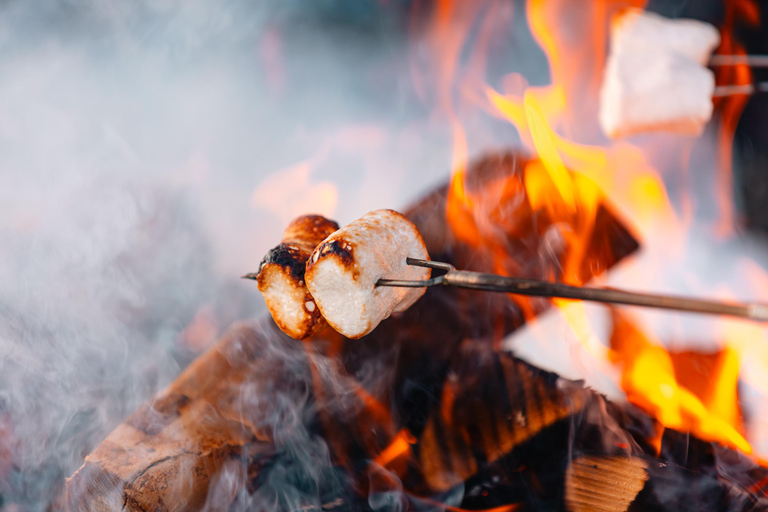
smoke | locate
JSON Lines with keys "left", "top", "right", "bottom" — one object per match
{"left": 15, "top": 0, "right": 760, "bottom": 508}
{"left": 0, "top": 1, "right": 538, "bottom": 507}
{"left": 0, "top": 182, "right": 214, "bottom": 507}
{"left": 0, "top": 0, "right": 462, "bottom": 508}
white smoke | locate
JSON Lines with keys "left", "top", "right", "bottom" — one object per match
{"left": 0, "top": 0, "right": 532, "bottom": 508}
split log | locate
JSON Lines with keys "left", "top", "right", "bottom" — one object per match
{"left": 565, "top": 455, "right": 649, "bottom": 512}
{"left": 414, "top": 343, "right": 768, "bottom": 511}
{"left": 66, "top": 324, "right": 768, "bottom": 511}
{"left": 66, "top": 324, "right": 278, "bottom": 511}
{"left": 66, "top": 150, "right": 640, "bottom": 510}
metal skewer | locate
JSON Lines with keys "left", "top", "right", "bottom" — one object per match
{"left": 713, "top": 83, "right": 768, "bottom": 97}
{"left": 710, "top": 54, "right": 768, "bottom": 68}
{"left": 708, "top": 55, "right": 768, "bottom": 97}
{"left": 376, "top": 258, "right": 768, "bottom": 322}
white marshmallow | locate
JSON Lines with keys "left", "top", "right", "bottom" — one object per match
{"left": 305, "top": 209, "right": 430, "bottom": 339}
{"left": 611, "top": 8, "right": 720, "bottom": 65}
{"left": 599, "top": 9, "right": 721, "bottom": 139}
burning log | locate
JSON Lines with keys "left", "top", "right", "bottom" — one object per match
{"left": 564, "top": 455, "right": 649, "bottom": 512}
{"left": 408, "top": 343, "right": 768, "bottom": 511}
{"left": 67, "top": 150, "right": 642, "bottom": 510}
{"left": 66, "top": 324, "right": 768, "bottom": 511}
{"left": 415, "top": 345, "right": 586, "bottom": 492}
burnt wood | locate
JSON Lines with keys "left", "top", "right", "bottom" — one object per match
{"left": 67, "top": 150, "right": 648, "bottom": 510}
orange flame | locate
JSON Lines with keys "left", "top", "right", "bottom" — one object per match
{"left": 418, "top": 0, "right": 765, "bottom": 460}
{"left": 713, "top": 0, "right": 759, "bottom": 236}
{"left": 609, "top": 312, "right": 750, "bottom": 454}
{"left": 372, "top": 428, "right": 416, "bottom": 471}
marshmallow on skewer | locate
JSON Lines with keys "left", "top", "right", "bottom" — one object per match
{"left": 305, "top": 209, "right": 430, "bottom": 339}
{"left": 252, "top": 214, "right": 339, "bottom": 340}
{"left": 599, "top": 9, "right": 721, "bottom": 139}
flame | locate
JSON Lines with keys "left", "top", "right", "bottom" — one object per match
{"left": 427, "top": 0, "right": 766, "bottom": 459}
{"left": 446, "top": 123, "right": 482, "bottom": 248}
{"left": 713, "top": 0, "right": 759, "bottom": 236}
{"left": 372, "top": 428, "right": 416, "bottom": 470}
{"left": 609, "top": 312, "right": 750, "bottom": 454}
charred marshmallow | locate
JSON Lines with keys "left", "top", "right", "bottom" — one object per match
{"left": 255, "top": 214, "right": 339, "bottom": 340}
{"left": 305, "top": 209, "right": 430, "bottom": 339}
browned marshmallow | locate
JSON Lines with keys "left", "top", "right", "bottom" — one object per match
{"left": 254, "top": 215, "right": 339, "bottom": 339}
{"left": 305, "top": 209, "right": 430, "bottom": 339}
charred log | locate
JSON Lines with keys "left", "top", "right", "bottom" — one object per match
{"left": 66, "top": 150, "right": 647, "bottom": 510}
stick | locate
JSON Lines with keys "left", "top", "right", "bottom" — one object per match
{"left": 376, "top": 259, "right": 768, "bottom": 322}
{"left": 710, "top": 54, "right": 768, "bottom": 67}
{"left": 713, "top": 83, "right": 768, "bottom": 97}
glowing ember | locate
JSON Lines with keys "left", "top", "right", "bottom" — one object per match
{"left": 372, "top": 428, "right": 416, "bottom": 471}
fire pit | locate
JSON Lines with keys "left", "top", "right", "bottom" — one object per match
{"left": 3, "top": 0, "right": 768, "bottom": 511}
{"left": 66, "top": 151, "right": 768, "bottom": 510}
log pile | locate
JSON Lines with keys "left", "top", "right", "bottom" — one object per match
{"left": 67, "top": 151, "right": 768, "bottom": 511}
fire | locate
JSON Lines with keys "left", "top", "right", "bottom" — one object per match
{"left": 428, "top": 0, "right": 764, "bottom": 460}
{"left": 713, "top": 0, "right": 759, "bottom": 236}
{"left": 372, "top": 428, "right": 416, "bottom": 471}
{"left": 610, "top": 311, "right": 750, "bottom": 454}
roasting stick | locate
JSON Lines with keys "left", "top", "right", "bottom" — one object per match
{"left": 710, "top": 54, "right": 768, "bottom": 67}
{"left": 376, "top": 258, "right": 768, "bottom": 322}
{"left": 713, "top": 82, "right": 768, "bottom": 96}
{"left": 710, "top": 55, "right": 768, "bottom": 96}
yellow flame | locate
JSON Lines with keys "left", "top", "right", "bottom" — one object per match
{"left": 431, "top": 0, "right": 758, "bottom": 459}
{"left": 610, "top": 313, "right": 750, "bottom": 454}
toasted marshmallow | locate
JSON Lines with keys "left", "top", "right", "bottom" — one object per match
{"left": 254, "top": 215, "right": 339, "bottom": 339}
{"left": 305, "top": 209, "right": 430, "bottom": 339}
{"left": 599, "top": 9, "right": 720, "bottom": 139}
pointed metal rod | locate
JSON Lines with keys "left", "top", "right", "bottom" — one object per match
{"left": 710, "top": 54, "right": 768, "bottom": 67}
{"left": 708, "top": 54, "right": 768, "bottom": 97}
{"left": 376, "top": 258, "right": 768, "bottom": 322}
{"left": 713, "top": 82, "right": 768, "bottom": 97}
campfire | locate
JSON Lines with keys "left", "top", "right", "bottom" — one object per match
{"left": 66, "top": 146, "right": 768, "bottom": 510}
{"left": 4, "top": 0, "right": 768, "bottom": 511}
{"left": 67, "top": 0, "right": 768, "bottom": 510}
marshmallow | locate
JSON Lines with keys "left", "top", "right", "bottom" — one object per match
{"left": 305, "top": 209, "right": 430, "bottom": 339}
{"left": 254, "top": 215, "right": 339, "bottom": 340}
{"left": 599, "top": 9, "right": 721, "bottom": 138}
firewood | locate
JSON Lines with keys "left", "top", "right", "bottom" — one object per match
{"left": 564, "top": 455, "right": 648, "bottom": 512}
{"left": 66, "top": 151, "right": 640, "bottom": 510}
{"left": 66, "top": 324, "right": 279, "bottom": 511}
{"left": 416, "top": 343, "right": 586, "bottom": 492}
{"left": 415, "top": 346, "right": 768, "bottom": 511}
